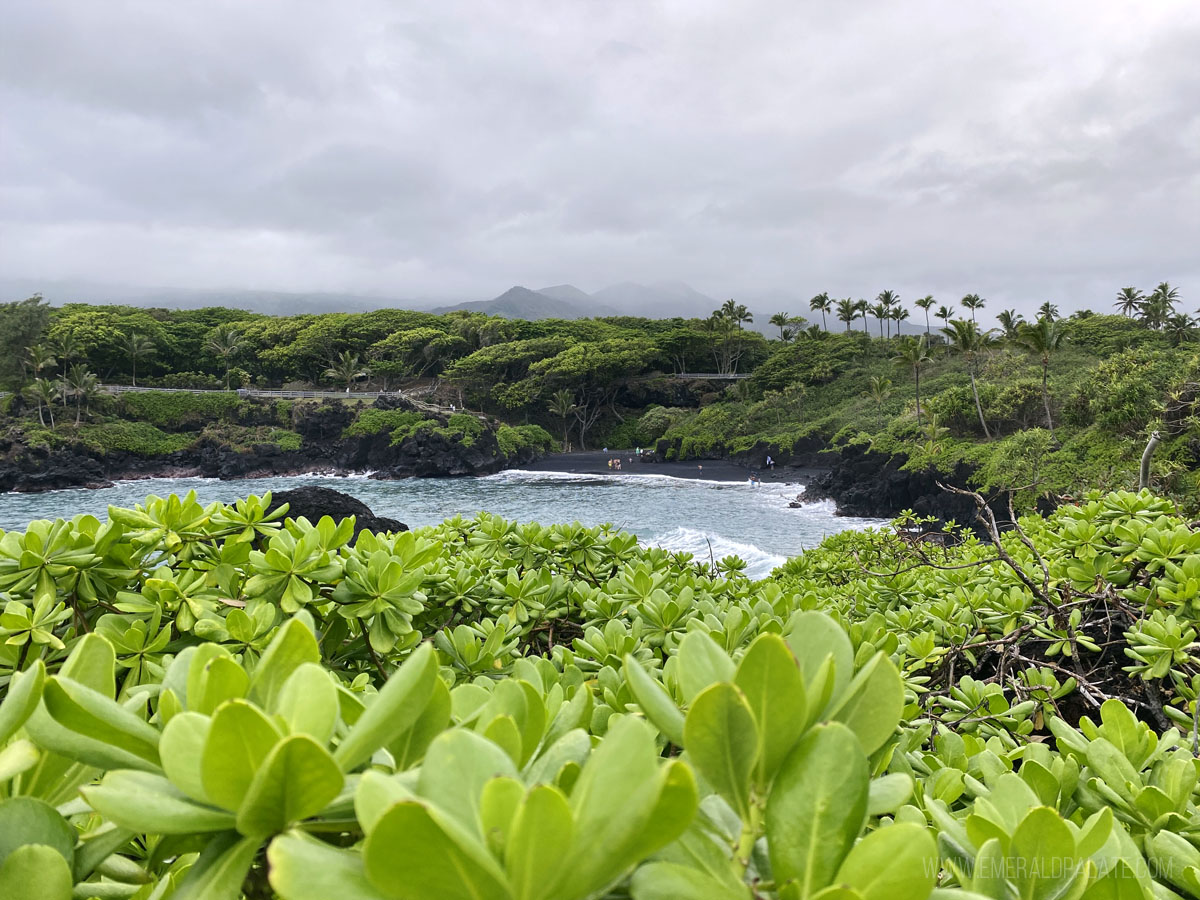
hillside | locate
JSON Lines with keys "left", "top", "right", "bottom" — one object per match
{"left": 430, "top": 285, "right": 619, "bottom": 320}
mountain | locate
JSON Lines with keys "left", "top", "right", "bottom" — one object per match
{"left": 537, "top": 284, "right": 594, "bottom": 306}
{"left": 590, "top": 281, "right": 720, "bottom": 319}
{"left": 431, "top": 286, "right": 620, "bottom": 320}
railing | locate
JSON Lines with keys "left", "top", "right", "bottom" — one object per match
{"left": 98, "top": 384, "right": 435, "bottom": 401}
{"left": 671, "top": 373, "right": 753, "bottom": 380}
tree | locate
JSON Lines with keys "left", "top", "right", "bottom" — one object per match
{"left": 325, "top": 351, "right": 367, "bottom": 392}
{"left": 1037, "top": 301, "right": 1060, "bottom": 321}
{"left": 25, "top": 377, "right": 59, "bottom": 427}
{"left": 854, "top": 299, "right": 870, "bottom": 335}
{"left": 869, "top": 302, "right": 888, "bottom": 339}
{"left": 546, "top": 388, "right": 576, "bottom": 451}
{"left": 865, "top": 376, "right": 893, "bottom": 425}
{"left": 720, "top": 299, "right": 753, "bottom": 329}
{"left": 121, "top": 331, "right": 156, "bottom": 387}
{"left": 24, "top": 343, "right": 57, "bottom": 380}
{"left": 935, "top": 305, "right": 954, "bottom": 328}
{"left": 942, "top": 318, "right": 997, "bottom": 439}
{"left": 1016, "top": 317, "right": 1067, "bottom": 436}
{"left": 205, "top": 326, "right": 246, "bottom": 389}
{"left": 0, "top": 295, "right": 50, "bottom": 382}
{"left": 961, "top": 293, "right": 986, "bottom": 322}
{"left": 835, "top": 297, "right": 857, "bottom": 333}
{"left": 891, "top": 306, "right": 910, "bottom": 336}
{"left": 809, "top": 293, "right": 831, "bottom": 331}
{"left": 996, "top": 309, "right": 1024, "bottom": 340}
{"left": 52, "top": 331, "right": 81, "bottom": 367}
{"left": 769, "top": 312, "right": 793, "bottom": 341}
{"left": 1139, "top": 282, "right": 1180, "bottom": 330}
{"left": 1165, "top": 313, "right": 1198, "bottom": 347}
{"left": 876, "top": 290, "right": 899, "bottom": 338}
{"left": 63, "top": 364, "right": 99, "bottom": 425}
{"left": 893, "top": 336, "right": 932, "bottom": 425}
{"left": 914, "top": 295, "right": 935, "bottom": 335}
{"left": 1114, "top": 287, "right": 1143, "bottom": 317}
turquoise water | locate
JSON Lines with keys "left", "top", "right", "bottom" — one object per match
{"left": 0, "top": 470, "right": 882, "bottom": 579}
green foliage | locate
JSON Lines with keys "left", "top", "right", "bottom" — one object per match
{"left": 118, "top": 390, "right": 240, "bottom": 429}
{"left": 343, "top": 409, "right": 431, "bottom": 440}
{"left": 75, "top": 422, "right": 194, "bottom": 457}
{"left": 496, "top": 424, "right": 555, "bottom": 456}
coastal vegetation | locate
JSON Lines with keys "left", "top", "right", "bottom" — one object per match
{"left": 0, "top": 282, "right": 1197, "bottom": 513}
{"left": 2, "top": 487, "right": 1200, "bottom": 897}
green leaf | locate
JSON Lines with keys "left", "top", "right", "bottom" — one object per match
{"left": 201, "top": 699, "right": 282, "bottom": 811}
{"left": 631, "top": 861, "right": 751, "bottom": 900}
{"left": 59, "top": 633, "right": 117, "bottom": 698}
{"left": 623, "top": 655, "right": 685, "bottom": 746}
{"left": 785, "top": 612, "right": 853, "bottom": 714}
{"left": 0, "top": 660, "right": 44, "bottom": 744}
{"left": 173, "top": 832, "right": 260, "bottom": 900}
{"left": 1009, "top": 807, "right": 1084, "bottom": 900}
{"left": 867, "top": 773, "right": 914, "bottom": 816}
{"left": 248, "top": 615, "right": 321, "bottom": 710}
{"left": 236, "top": 735, "right": 344, "bottom": 836}
{"left": 189, "top": 655, "right": 250, "bottom": 716}
{"left": 41, "top": 676, "right": 160, "bottom": 766}
{"left": 0, "top": 844, "right": 74, "bottom": 900}
{"left": 676, "top": 632, "right": 735, "bottom": 703}
{"left": 334, "top": 642, "right": 437, "bottom": 772}
{"left": 416, "top": 728, "right": 517, "bottom": 838}
{"left": 734, "top": 633, "right": 807, "bottom": 785}
{"left": 0, "top": 797, "right": 75, "bottom": 868}
{"left": 276, "top": 663, "right": 338, "bottom": 744}
{"left": 389, "top": 675, "right": 451, "bottom": 770}
{"left": 0, "top": 740, "right": 38, "bottom": 783}
{"left": 159, "top": 711, "right": 212, "bottom": 803}
{"left": 832, "top": 823, "right": 937, "bottom": 900}
{"left": 479, "top": 776, "right": 524, "bottom": 860}
{"left": 268, "top": 831, "right": 390, "bottom": 900}
{"left": 765, "top": 723, "right": 868, "bottom": 899}
{"left": 683, "top": 682, "right": 759, "bottom": 818}
{"left": 364, "top": 801, "right": 512, "bottom": 900}
{"left": 828, "top": 653, "right": 904, "bottom": 755}
{"left": 82, "top": 770, "right": 236, "bottom": 834}
{"left": 507, "top": 784, "right": 574, "bottom": 900}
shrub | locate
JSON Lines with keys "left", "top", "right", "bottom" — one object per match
{"left": 497, "top": 423, "right": 555, "bottom": 456}
{"left": 343, "top": 409, "right": 429, "bottom": 439}
{"left": 76, "top": 421, "right": 194, "bottom": 456}
{"left": 119, "top": 391, "right": 240, "bottom": 430}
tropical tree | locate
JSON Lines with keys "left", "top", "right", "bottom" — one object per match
{"left": 205, "top": 326, "right": 245, "bottom": 389}
{"left": 869, "top": 302, "right": 888, "bottom": 339}
{"left": 325, "top": 351, "right": 367, "bottom": 392}
{"left": 547, "top": 388, "right": 576, "bottom": 450}
{"left": 1139, "top": 282, "right": 1180, "bottom": 330}
{"left": 63, "top": 364, "right": 100, "bottom": 425}
{"left": 25, "top": 377, "right": 59, "bottom": 427}
{"left": 961, "top": 293, "right": 986, "bottom": 322}
{"left": 120, "top": 331, "right": 156, "bottom": 387}
{"left": 876, "top": 290, "right": 899, "bottom": 338}
{"left": 854, "top": 299, "right": 870, "bottom": 335}
{"left": 835, "top": 297, "right": 857, "bottom": 333}
{"left": 893, "top": 335, "right": 932, "bottom": 425}
{"left": 865, "top": 375, "right": 893, "bottom": 424}
{"left": 996, "top": 309, "right": 1024, "bottom": 340}
{"left": 768, "top": 312, "right": 792, "bottom": 341}
{"left": 52, "top": 331, "right": 81, "bottom": 367}
{"left": 1016, "top": 317, "right": 1067, "bottom": 436}
{"left": 1114, "top": 286, "right": 1143, "bottom": 317}
{"left": 891, "top": 306, "right": 909, "bottom": 336}
{"left": 720, "top": 299, "right": 753, "bottom": 329}
{"left": 1165, "top": 313, "right": 1198, "bottom": 347}
{"left": 914, "top": 295, "right": 935, "bottom": 335}
{"left": 1038, "top": 301, "right": 1060, "bottom": 321}
{"left": 24, "top": 343, "right": 57, "bottom": 381}
{"left": 809, "top": 292, "right": 831, "bottom": 331}
{"left": 935, "top": 305, "right": 954, "bottom": 329}
{"left": 942, "top": 318, "right": 997, "bottom": 439}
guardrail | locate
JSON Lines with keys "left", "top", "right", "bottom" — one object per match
{"left": 98, "top": 384, "right": 433, "bottom": 401}
{"left": 671, "top": 373, "right": 753, "bottom": 380}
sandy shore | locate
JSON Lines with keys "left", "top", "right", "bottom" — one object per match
{"left": 517, "top": 451, "right": 814, "bottom": 484}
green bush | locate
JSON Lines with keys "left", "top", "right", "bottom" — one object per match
{"left": 436, "top": 412, "right": 486, "bottom": 447}
{"left": 76, "top": 421, "right": 194, "bottom": 456}
{"left": 119, "top": 390, "right": 240, "bottom": 430}
{"left": 343, "top": 409, "right": 429, "bottom": 439}
{"left": 497, "top": 423, "right": 555, "bottom": 456}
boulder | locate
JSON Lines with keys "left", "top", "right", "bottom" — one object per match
{"left": 266, "top": 486, "right": 408, "bottom": 537}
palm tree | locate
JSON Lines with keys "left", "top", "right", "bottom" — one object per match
{"left": 935, "top": 305, "right": 954, "bottom": 329}
{"left": 769, "top": 312, "right": 793, "bottom": 341}
{"left": 942, "top": 319, "right": 997, "bottom": 439}
{"left": 893, "top": 336, "right": 932, "bottom": 425}
{"left": 961, "top": 293, "right": 986, "bottom": 322}
{"left": 52, "top": 332, "right": 81, "bottom": 367}
{"left": 1037, "top": 301, "right": 1060, "bottom": 321}
{"left": 914, "top": 295, "right": 935, "bottom": 335}
{"left": 803, "top": 324, "right": 823, "bottom": 340}
{"left": 25, "top": 377, "right": 59, "bottom": 427}
{"left": 547, "top": 388, "right": 576, "bottom": 451}
{"left": 854, "top": 299, "right": 870, "bottom": 335}
{"left": 121, "top": 331, "right": 156, "bottom": 387}
{"left": 1114, "top": 287, "right": 1143, "bottom": 317}
{"left": 721, "top": 299, "right": 753, "bottom": 329}
{"left": 1016, "top": 317, "right": 1067, "bottom": 436}
{"left": 891, "top": 306, "right": 909, "bottom": 337}
{"left": 996, "top": 309, "right": 1024, "bottom": 340}
{"left": 835, "top": 297, "right": 857, "bottom": 333}
{"left": 24, "top": 343, "right": 57, "bottom": 381}
{"left": 63, "top": 364, "right": 99, "bottom": 425}
{"left": 869, "top": 302, "right": 888, "bottom": 339}
{"left": 1139, "top": 282, "right": 1180, "bottom": 330}
{"left": 865, "top": 376, "right": 893, "bottom": 425}
{"left": 205, "top": 326, "right": 245, "bottom": 389}
{"left": 809, "top": 293, "right": 832, "bottom": 331}
{"left": 1165, "top": 313, "right": 1198, "bottom": 347}
{"left": 325, "top": 351, "right": 366, "bottom": 392}
{"left": 876, "top": 290, "right": 899, "bottom": 338}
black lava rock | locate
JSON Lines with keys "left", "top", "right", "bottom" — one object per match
{"left": 267, "top": 486, "right": 408, "bottom": 537}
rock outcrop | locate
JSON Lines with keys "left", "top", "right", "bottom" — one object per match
{"left": 266, "top": 486, "right": 408, "bottom": 537}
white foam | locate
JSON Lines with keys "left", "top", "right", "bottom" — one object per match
{"left": 647, "top": 526, "right": 787, "bottom": 579}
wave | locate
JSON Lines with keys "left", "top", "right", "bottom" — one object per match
{"left": 647, "top": 526, "right": 787, "bottom": 579}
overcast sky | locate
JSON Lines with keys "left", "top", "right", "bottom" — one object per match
{"left": 2, "top": 0, "right": 1198, "bottom": 314}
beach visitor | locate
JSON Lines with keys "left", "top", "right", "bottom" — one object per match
{"left": 766, "top": 454, "right": 774, "bottom": 470}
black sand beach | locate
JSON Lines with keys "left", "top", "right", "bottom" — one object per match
{"left": 518, "top": 451, "right": 811, "bottom": 484}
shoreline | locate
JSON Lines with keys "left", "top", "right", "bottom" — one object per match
{"left": 518, "top": 451, "right": 818, "bottom": 485}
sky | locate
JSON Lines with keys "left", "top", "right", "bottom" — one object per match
{"left": 2, "top": 0, "right": 1198, "bottom": 315}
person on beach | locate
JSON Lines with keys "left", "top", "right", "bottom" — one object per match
{"left": 766, "top": 454, "right": 774, "bottom": 470}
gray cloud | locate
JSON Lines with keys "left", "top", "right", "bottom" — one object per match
{"left": 1, "top": 0, "right": 1198, "bottom": 314}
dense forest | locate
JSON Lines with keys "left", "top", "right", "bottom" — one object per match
{"left": 0, "top": 283, "right": 1196, "bottom": 512}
